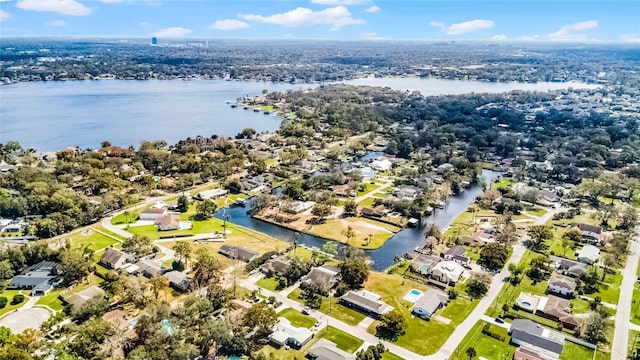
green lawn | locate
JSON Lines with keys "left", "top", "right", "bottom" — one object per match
{"left": 320, "top": 326, "right": 363, "bottom": 353}
{"left": 277, "top": 308, "right": 316, "bottom": 328}
{"left": 570, "top": 297, "right": 593, "bottom": 314}
{"left": 36, "top": 289, "right": 65, "bottom": 311}
{"left": 492, "top": 177, "right": 514, "bottom": 190}
{"left": 559, "top": 341, "right": 598, "bottom": 360}
{"left": 630, "top": 330, "right": 640, "bottom": 359}
{"left": 111, "top": 211, "right": 140, "bottom": 225}
{"left": 68, "top": 230, "right": 120, "bottom": 251}
{"left": 451, "top": 320, "right": 515, "bottom": 360}
{"left": 528, "top": 208, "right": 548, "bottom": 217}
{"left": 547, "top": 238, "right": 576, "bottom": 259}
{"left": 440, "top": 297, "right": 478, "bottom": 324}
{"left": 381, "top": 352, "right": 405, "bottom": 360}
{"left": 256, "top": 277, "right": 281, "bottom": 292}
{"left": 631, "top": 286, "right": 640, "bottom": 326}
{"left": 357, "top": 197, "right": 376, "bottom": 208}
{"left": 288, "top": 288, "right": 365, "bottom": 326}
{"left": 589, "top": 271, "right": 622, "bottom": 305}
{"left": 0, "top": 290, "right": 29, "bottom": 317}
{"left": 357, "top": 183, "right": 380, "bottom": 197}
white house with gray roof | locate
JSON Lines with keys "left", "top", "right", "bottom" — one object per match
{"left": 412, "top": 289, "right": 448, "bottom": 319}
{"left": 509, "top": 319, "right": 564, "bottom": 359}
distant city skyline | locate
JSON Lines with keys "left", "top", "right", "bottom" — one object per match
{"left": 0, "top": 0, "right": 638, "bottom": 43}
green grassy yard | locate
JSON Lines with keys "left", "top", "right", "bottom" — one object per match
{"left": 68, "top": 230, "right": 120, "bottom": 251}
{"left": 111, "top": 211, "right": 140, "bottom": 225}
{"left": 0, "top": 290, "right": 29, "bottom": 317}
{"left": 450, "top": 320, "right": 515, "bottom": 360}
{"left": 559, "top": 342, "right": 599, "bottom": 360}
{"left": 36, "top": 289, "right": 65, "bottom": 311}
{"left": 277, "top": 308, "right": 316, "bottom": 328}
{"left": 357, "top": 183, "right": 380, "bottom": 197}
{"left": 381, "top": 352, "right": 405, "bottom": 360}
{"left": 320, "top": 326, "right": 363, "bottom": 353}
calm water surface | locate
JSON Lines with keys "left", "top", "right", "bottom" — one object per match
{"left": 0, "top": 78, "right": 597, "bottom": 151}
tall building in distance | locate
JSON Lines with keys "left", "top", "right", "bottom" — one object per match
{"left": 151, "top": 37, "right": 158, "bottom": 46}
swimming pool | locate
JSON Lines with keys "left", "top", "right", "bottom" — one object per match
{"left": 521, "top": 301, "right": 532, "bottom": 307}
{"left": 162, "top": 319, "right": 173, "bottom": 335}
{"left": 179, "top": 221, "right": 192, "bottom": 230}
{"left": 403, "top": 289, "right": 424, "bottom": 303}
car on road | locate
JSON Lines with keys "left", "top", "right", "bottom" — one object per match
{"left": 314, "top": 320, "right": 322, "bottom": 328}
{"left": 494, "top": 318, "right": 505, "bottom": 324}
{"left": 302, "top": 307, "right": 311, "bottom": 315}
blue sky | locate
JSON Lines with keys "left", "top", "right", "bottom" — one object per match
{"left": 0, "top": 0, "right": 639, "bottom": 43}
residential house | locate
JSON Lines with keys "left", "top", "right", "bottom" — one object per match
{"left": 307, "top": 339, "right": 356, "bottom": 360}
{"left": 155, "top": 213, "right": 181, "bottom": 231}
{"left": 370, "top": 159, "right": 392, "bottom": 172}
{"left": 9, "top": 261, "right": 58, "bottom": 296}
{"left": 576, "top": 245, "right": 600, "bottom": 264}
{"left": 392, "top": 185, "right": 420, "bottom": 202}
{"left": 134, "top": 259, "right": 163, "bottom": 277}
{"left": 165, "top": 271, "right": 191, "bottom": 291}
{"left": 436, "top": 163, "right": 454, "bottom": 174}
{"left": 99, "top": 248, "right": 135, "bottom": 270}
{"left": 549, "top": 256, "right": 587, "bottom": 278}
{"left": 198, "top": 188, "right": 228, "bottom": 199}
{"left": 573, "top": 223, "right": 611, "bottom": 245}
{"left": 539, "top": 295, "right": 579, "bottom": 330}
{"left": 331, "top": 184, "right": 355, "bottom": 198}
{"left": 548, "top": 276, "right": 576, "bottom": 297}
{"left": 139, "top": 208, "right": 167, "bottom": 221}
{"left": 340, "top": 289, "right": 394, "bottom": 319}
{"left": 300, "top": 266, "right": 339, "bottom": 290}
{"left": 259, "top": 256, "right": 291, "bottom": 275}
{"left": 430, "top": 261, "right": 465, "bottom": 285}
{"left": 412, "top": 289, "right": 448, "bottom": 319}
{"left": 63, "top": 285, "right": 106, "bottom": 309}
{"left": 360, "top": 205, "right": 387, "bottom": 218}
{"left": 515, "top": 292, "right": 542, "bottom": 313}
{"left": 514, "top": 346, "right": 550, "bottom": 360}
{"left": 442, "top": 245, "right": 470, "bottom": 265}
{"left": 218, "top": 245, "right": 258, "bottom": 262}
{"left": 509, "top": 319, "right": 565, "bottom": 360}
{"left": 417, "top": 174, "right": 434, "bottom": 189}
{"left": 410, "top": 254, "right": 440, "bottom": 275}
{"left": 269, "top": 318, "right": 314, "bottom": 349}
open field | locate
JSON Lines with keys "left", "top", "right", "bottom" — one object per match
{"left": 450, "top": 320, "right": 515, "bottom": 360}
{"left": 66, "top": 229, "right": 121, "bottom": 251}
{"left": 304, "top": 217, "right": 400, "bottom": 249}
{"left": 321, "top": 325, "right": 364, "bottom": 353}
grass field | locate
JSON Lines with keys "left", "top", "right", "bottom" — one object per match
{"left": 111, "top": 211, "right": 140, "bottom": 225}
{"left": 288, "top": 288, "right": 366, "bottom": 326}
{"left": 304, "top": 217, "right": 400, "bottom": 250}
{"left": 357, "top": 197, "right": 376, "bottom": 208}
{"left": 450, "top": 321, "right": 515, "bottom": 360}
{"left": 559, "top": 341, "right": 599, "bottom": 360}
{"left": 320, "top": 326, "right": 363, "bottom": 353}
{"left": 381, "top": 352, "right": 405, "bottom": 360}
{"left": 589, "top": 271, "right": 622, "bottom": 305}
{"left": 527, "top": 208, "right": 548, "bottom": 217}
{"left": 277, "top": 308, "right": 316, "bottom": 328}
{"left": 0, "top": 290, "right": 29, "bottom": 317}
{"left": 357, "top": 183, "right": 380, "bottom": 197}
{"left": 256, "top": 276, "right": 281, "bottom": 292}
{"left": 35, "top": 288, "right": 65, "bottom": 311}
{"left": 67, "top": 230, "right": 120, "bottom": 251}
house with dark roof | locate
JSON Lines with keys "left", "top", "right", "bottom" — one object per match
{"left": 307, "top": 339, "right": 356, "bottom": 360}
{"left": 410, "top": 253, "right": 440, "bottom": 275}
{"left": 573, "top": 223, "right": 603, "bottom": 244}
{"left": 442, "top": 245, "right": 469, "bottom": 265}
{"left": 549, "top": 256, "right": 587, "bottom": 278}
{"left": 134, "top": 259, "right": 163, "bottom": 278}
{"left": 300, "top": 265, "right": 339, "bottom": 290}
{"left": 412, "top": 289, "right": 448, "bottom": 319}
{"left": 9, "top": 261, "right": 58, "bottom": 296}
{"left": 360, "top": 205, "right": 386, "bottom": 218}
{"left": 509, "top": 319, "right": 565, "bottom": 359}
{"left": 548, "top": 275, "right": 576, "bottom": 297}
{"left": 99, "top": 248, "right": 135, "bottom": 270}
{"left": 218, "top": 245, "right": 258, "bottom": 262}
{"left": 259, "top": 256, "right": 291, "bottom": 275}
{"left": 340, "top": 289, "right": 393, "bottom": 319}
{"left": 165, "top": 271, "right": 191, "bottom": 291}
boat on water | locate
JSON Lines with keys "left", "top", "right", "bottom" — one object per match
{"left": 433, "top": 201, "right": 446, "bottom": 209}
{"left": 263, "top": 111, "right": 270, "bottom": 115}
{"left": 243, "top": 106, "right": 249, "bottom": 110}
{"left": 235, "top": 198, "right": 246, "bottom": 207}
{"left": 230, "top": 104, "right": 237, "bottom": 108}
{"left": 225, "top": 100, "right": 232, "bottom": 104}
{"left": 407, "top": 218, "right": 419, "bottom": 227}
{"left": 253, "top": 108, "right": 260, "bottom": 112}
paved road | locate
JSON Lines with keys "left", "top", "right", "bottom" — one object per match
{"left": 0, "top": 296, "right": 51, "bottom": 334}
{"left": 612, "top": 226, "right": 640, "bottom": 360}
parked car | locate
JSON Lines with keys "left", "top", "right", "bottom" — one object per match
{"left": 495, "top": 318, "right": 505, "bottom": 324}
{"left": 314, "top": 320, "right": 322, "bottom": 328}
{"left": 302, "top": 307, "right": 311, "bottom": 315}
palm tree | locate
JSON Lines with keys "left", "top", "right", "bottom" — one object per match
{"left": 466, "top": 347, "right": 477, "bottom": 360}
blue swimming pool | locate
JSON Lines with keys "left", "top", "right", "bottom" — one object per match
{"left": 162, "top": 319, "right": 173, "bottom": 335}
{"left": 522, "top": 301, "right": 532, "bottom": 307}
{"left": 403, "top": 289, "right": 423, "bottom": 303}
{"left": 180, "top": 221, "right": 192, "bottom": 230}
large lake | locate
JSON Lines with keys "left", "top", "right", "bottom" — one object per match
{"left": 0, "top": 78, "right": 598, "bottom": 151}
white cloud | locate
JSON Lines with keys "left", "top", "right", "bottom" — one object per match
{"left": 154, "top": 27, "right": 192, "bottom": 38}
{"left": 0, "top": 9, "right": 10, "bottom": 21}
{"left": 99, "top": 0, "right": 123, "bottom": 3}
{"left": 446, "top": 19, "right": 494, "bottom": 35}
{"left": 16, "top": 0, "right": 91, "bottom": 16}
{"left": 240, "top": 6, "right": 364, "bottom": 30}
{"left": 210, "top": 19, "right": 250, "bottom": 31}
{"left": 46, "top": 20, "right": 65, "bottom": 26}
{"left": 364, "top": 5, "right": 379, "bottom": 13}
{"left": 429, "top": 21, "right": 444, "bottom": 28}
{"left": 138, "top": 21, "right": 151, "bottom": 27}
{"left": 311, "top": 0, "right": 368, "bottom": 4}
{"left": 620, "top": 33, "right": 640, "bottom": 43}
{"left": 546, "top": 20, "right": 598, "bottom": 41}
{"left": 492, "top": 34, "right": 507, "bottom": 41}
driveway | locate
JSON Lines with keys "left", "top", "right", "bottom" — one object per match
{"left": 0, "top": 297, "right": 51, "bottom": 334}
